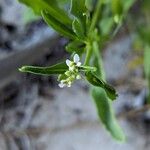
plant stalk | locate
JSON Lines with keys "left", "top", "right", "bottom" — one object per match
{"left": 89, "top": 0, "right": 102, "bottom": 32}
{"left": 84, "top": 43, "right": 92, "bottom": 65}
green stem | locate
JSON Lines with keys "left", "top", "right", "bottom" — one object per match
{"left": 89, "top": 0, "right": 102, "bottom": 32}
{"left": 144, "top": 45, "right": 150, "bottom": 104}
{"left": 84, "top": 43, "right": 92, "bottom": 65}
{"left": 84, "top": 0, "right": 102, "bottom": 66}
{"left": 112, "top": 17, "right": 123, "bottom": 38}
{"left": 92, "top": 41, "right": 105, "bottom": 80}
{"left": 79, "top": 66, "right": 97, "bottom": 72}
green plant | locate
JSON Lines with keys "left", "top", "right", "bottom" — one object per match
{"left": 139, "top": 0, "right": 150, "bottom": 103}
{"left": 18, "top": 0, "right": 136, "bottom": 141}
{"left": 130, "top": 0, "right": 150, "bottom": 103}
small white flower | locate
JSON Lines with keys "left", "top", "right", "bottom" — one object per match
{"left": 58, "top": 82, "right": 65, "bottom": 88}
{"left": 66, "top": 54, "right": 82, "bottom": 70}
{"left": 73, "top": 54, "right": 80, "bottom": 63}
{"left": 66, "top": 59, "right": 74, "bottom": 71}
{"left": 58, "top": 54, "right": 82, "bottom": 88}
{"left": 76, "top": 62, "right": 81, "bottom": 67}
{"left": 74, "top": 54, "right": 81, "bottom": 67}
{"left": 66, "top": 59, "right": 71, "bottom": 67}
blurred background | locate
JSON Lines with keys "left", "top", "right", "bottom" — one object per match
{"left": 0, "top": 0, "right": 150, "bottom": 149}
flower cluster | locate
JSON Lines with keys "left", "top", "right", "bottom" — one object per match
{"left": 58, "top": 54, "right": 81, "bottom": 88}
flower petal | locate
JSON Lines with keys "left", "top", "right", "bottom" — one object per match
{"left": 67, "top": 84, "right": 71, "bottom": 87}
{"left": 73, "top": 54, "right": 80, "bottom": 63}
{"left": 76, "top": 62, "right": 81, "bottom": 67}
{"left": 66, "top": 59, "right": 71, "bottom": 67}
{"left": 58, "top": 82, "right": 65, "bottom": 88}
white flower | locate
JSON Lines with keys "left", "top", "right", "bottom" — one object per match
{"left": 74, "top": 54, "right": 81, "bottom": 67}
{"left": 58, "top": 54, "right": 82, "bottom": 88}
{"left": 58, "top": 82, "right": 65, "bottom": 88}
{"left": 58, "top": 80, "right": 72, "bottom": 88}
{"left": 66, "top": 59, "right": 72, "bottom": 67}
{"left": 73, "top": 54, "right": 80, "bottom": 63}
{"left": 66, "top": 54, "right": 81, "bottom": 71}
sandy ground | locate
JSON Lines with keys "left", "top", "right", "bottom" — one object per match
{"left": 0, "top": 85, "right": 149, "bottom": 150}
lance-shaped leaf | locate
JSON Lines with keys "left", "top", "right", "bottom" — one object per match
{"left": 85, "top": 0, "right": 95, "bottom": 11}
{"left": 86, "top": 72, "right": 118, "bottom": 100}
{"left": 91, "top": 41, "right": 119, "bottom": 100}
{"left": 122, "top": 0, "right": 135, "bottom": 12}
{"left": 71, "top": 0, "right": 86, "bottom": 20}
{"left": 99, "top": 17, "right": 114, "bottom": 36}
{"left": 111, "top": 0, "right": 123, "bottom": 16}
{"left": 103, "top": 83, "right": 118, "bottom": 101}
{"left": 72, "top": 19, "right": 85, "bottom": 39}
{"left": 19, "top": 62, "right": 68, "bottom": 75}
{"left": 19, "top": 0, "right": 72, "bottom": 26}
{"left": 86, "top": 71, "right": 104, "bottom": 87}
{"left": 42, "top": 10, "right": 76, "bottom": 39}
{"left": 92, "top": 87, "right": 125, "bottom": 141}
{"left": 66, "top": 40, "right": 85, "bottom": 54}
{"left": 71, "top": 0, "right": 87, "bottom": 37}
{"left": 90, "top": 41, "right": 125, "bottom": 140}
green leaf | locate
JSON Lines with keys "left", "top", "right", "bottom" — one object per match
{"left": 19, "top": 0, "right": 40, "bottom": 14}
{"left": 99, "top": 17, "right": 114, "bottom": 35}
{"left": 42, "top": 10, "right": 76, "bottom": 39}
{"left": 111, "top": 0, "right": 123, "bottom": 16}
{"left": 144, "top": 45, "right": 150, "bottom": 103}
{"left": 71, "top": 0, "right": 86, "bottom": 20}
{"left": 144, "top": 45, "right": 150, "bottom": 79}
{"left": 138, "top": 27, "right": 150, "bottom": 45}
{"left": 91, "top": 42, "right": 118, "bottom": 100}
{"left": 122, "top": 0, "right": 135, "bottom": 12}
{"left": 19, "top": 0, "right": 72, "bottom": 26}
{"left": 19, "top": 62, "right": 68, "bottom": 75}
{"left": 72, "top": 19, "right": 85, "bottom": 39}
{"left": 71, "top": 0, "right": 87, "bottom": 36}
{"left": 85, "top": 0, "right": 94, "bottom": 11}
{"left": 86, "top": 72, "right": 118, "bottom": 100}
{"left": 86, "top": 71, "right": 104, "bottom": 87}
{"left": 66, "top": 40, "right": 85, "bottom": 53}
{"left": 90, "top": 41, "right": 124, "bottom": 140}
{"left": 111, "top": 0, "right": 124, "bottom": 24}
{"left": 92, "top": 87, "right": 125, "bottom": 141}
{"left": 104, "top": 83, "right": 118, "bottom": 101}
{"left": 92, "top": 41, "right": 105, "bottom": 78}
